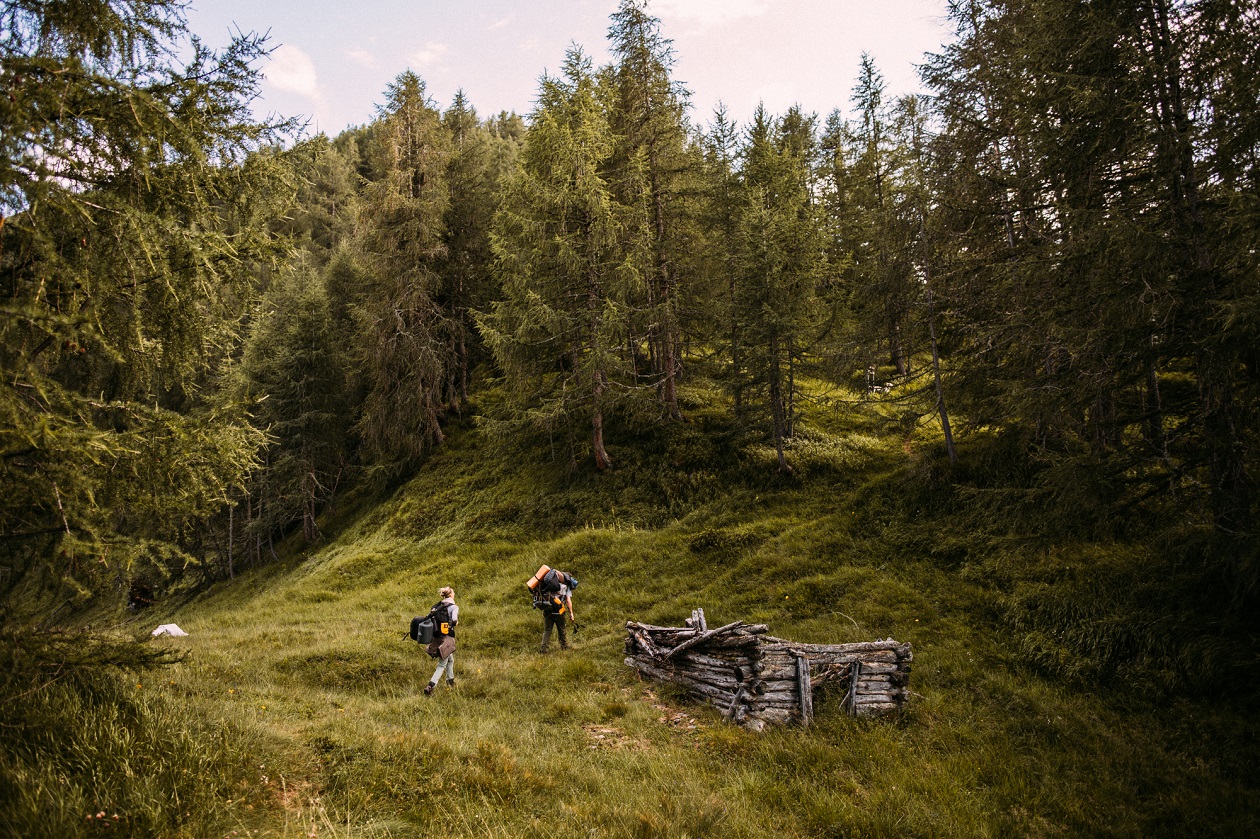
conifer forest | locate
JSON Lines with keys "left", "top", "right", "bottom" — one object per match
{"left": 1, "top": 1, "right": 1258, "bottom": 837}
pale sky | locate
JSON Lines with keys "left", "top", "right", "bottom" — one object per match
{"left": 185, "top": 0, "right": 953, "bottom": 136}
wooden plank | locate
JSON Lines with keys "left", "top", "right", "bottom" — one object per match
{"left": 844, "top": 660, "right": 861, "bottom": 716}
{"left": 796, "top": 654, "right": 813, "bottom": 727}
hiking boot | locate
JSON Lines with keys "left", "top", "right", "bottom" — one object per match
{"left": 446, "top": 678, "right": 455, "bottom": 688}
{"left": 423, "top": 681, "right": 436, "bottom": 696}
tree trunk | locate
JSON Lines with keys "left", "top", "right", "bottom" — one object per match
{"left": 923, "top": 254, "right": 957, "bottom": 465}
{"left": 227, "top": 503, "right": 235, "bottom": 579}
{"left": 769, "top": 335, "right": 792, "bottom": 475}
{"left": 654, "top": 182, "right": 683, "bottom": 421}
{"left": 588, "top": 256, "right": 613, "bottom": 471}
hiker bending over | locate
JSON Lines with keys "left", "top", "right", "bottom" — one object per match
{"left": 424, "top": 586, "right": 458, "bottom": 695}
{"left": 535, "top": 570, "right": 577, "bottom": 652}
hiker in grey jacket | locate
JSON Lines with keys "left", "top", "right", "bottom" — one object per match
{"left": 424, "top": 587, "right": 458, "bottom": 695}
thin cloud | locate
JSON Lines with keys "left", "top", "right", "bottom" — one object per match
{"left": 410, "top": 41, "right": 451, "bottom": 70}
{"left": 652, "top": 0, "right": 769, "bottom": 27}
{"left": 265, "top": 43, "right": 320, "bottom": 98}
{"left": 489, "top": 17, "right": 511, "bottom": 30}
{"left": 344, "top": 47, "right": 379, "bottom": 69}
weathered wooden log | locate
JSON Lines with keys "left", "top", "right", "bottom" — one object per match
{"left": 650, "top": 667, "right": 741, "bottom": 691}
{"left": 796, "top": 655, "right": 813, "bottom": 726}
{"left": 626, "top": 621, "right": 692, "bottom": 633}
{"left": 761, "top": 638, "right": 911, "bottom": 656}
{"left": 625, "top": 658, "right": 739, "bottom": 705}
{"left": 625, "top": 656, "right": 739, "bottom": 692}
{"left": 755, "top": 679, "right": 801, "bottom": 693}
{"left": 624, "top": 665, "right": 735, "bottom": 705}
{"left": 673, "top": 651, "right": 759, "bottom": 674}
{"left": 748, "top": 707, "right": 794, "bottom": 724}
{"left": 761, "top": 642, "right": 912, "bottom": 665}
{"left": 698, "top": 637, "right": 762, "bottom": 651}
{"left": 628, "top": 627, "right": 664, "bottom": 658}
{"left": 754, "top": 695, "right": 806, "bottom": 709}
{"left": 755, "top": 689, "right": 803, "bottom": 703}
{"left": 840, "top": 661, "right": 899, "bottom": 675}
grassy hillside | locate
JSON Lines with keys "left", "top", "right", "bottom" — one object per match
{"left": 4, "top": 381, "right": 1257, "bottom": 838}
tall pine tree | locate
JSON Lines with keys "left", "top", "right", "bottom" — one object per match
{"left": 607, "top": 0, "right": 694, "bottom": 420}
{"left": 352, "top": 71, "right": 451, "bottom": 470}
{"left": 482, "top": 48, "right": 639, "bottom": 470}
{"left": 730, "top": 106, "right": 827, "bottom": 474}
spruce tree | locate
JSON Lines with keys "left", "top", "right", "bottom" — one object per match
{"left": 730, "top": 106, "right": 827, "bottom": 474}
{"left": 607, "top": 0, "right": 694, "bottom": 420}
{"left": 238, "top": 269, "right": 347, "bottom": 546}
{"left": 482, "top": 48, "right": 637, "bottom": 470}
{"left": 352, "top": 71, "right": 451, "bottom": 471}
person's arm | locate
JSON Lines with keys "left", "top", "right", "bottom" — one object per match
{"left": 449, "top": 603, "right": 459, "bottom": 626}
{"left": 565, "top": 594, "right": 575, "bottom": 623}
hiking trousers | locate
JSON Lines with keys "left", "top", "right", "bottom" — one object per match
{"left": 541, "top": 613, "right": 568, "bottom": 651}
{"left": 430, "top": 652, "right": 455, "bottom": 684}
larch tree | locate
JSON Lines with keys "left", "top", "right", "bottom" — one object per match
{"left": 238, "top": 269, "right": 347, "bottom": 546}
{"left": 832, "top": 54, "right": 921, "bottom": 381}
{"left": 698, "top": 105, "right": 747, "bottom": 409}
{"left": 0, "top": 0, "right": 295, "bottom": 610}
{"left": 439, "top": 90, "right": 513, "bottom": 410}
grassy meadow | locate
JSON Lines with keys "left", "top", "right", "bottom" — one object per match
{"left": 4, "top": 381, "right": 1258, "bottom": 838}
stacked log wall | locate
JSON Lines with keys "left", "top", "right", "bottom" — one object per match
{"left": 624, "top": 611, "right": 912, "bottom": 730}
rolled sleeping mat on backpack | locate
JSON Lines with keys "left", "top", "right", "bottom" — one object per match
{"left": 525, "top": 564, "right": 551, "bottom": 591}
{"left": 410, "top": 615, "right": 436, "bottom": 645}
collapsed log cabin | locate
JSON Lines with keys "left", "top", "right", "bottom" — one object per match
{"left": 624, "top": 608, "right": 912, "bottom": 731}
